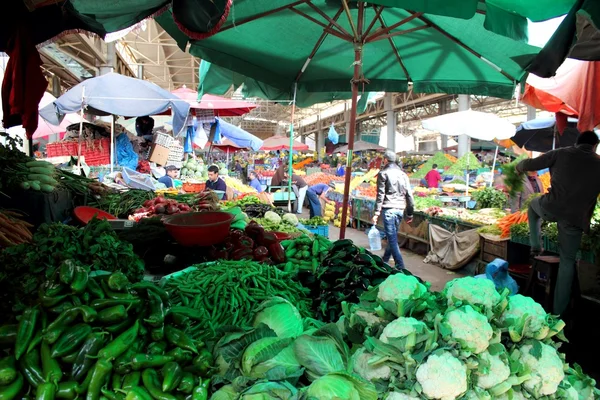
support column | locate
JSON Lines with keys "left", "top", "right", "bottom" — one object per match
{"left": 457, "top": 95, "right": 470, "bottom": 157}
{"left": 384, "top": 92, "right": 395, "bottom": 151}
{"left": 137, "top": 64, "right": 144, "bottom": 80}
{"left": 345, "top": 110, "right": 351, "bottom": 143}
{"left": 99, "top": 42, "right": 116, "bottom": 76}
{"left": 439, "top": 99, "right": 448, "bottom": 150}
{"left": 527, "top": 105, "right": 536, "bottom": 121}
{"left": 51, "top": 75, "right": 61, "bottom": 97}
{"left": 300, "top": 134, "right": 306, "bottom": 144}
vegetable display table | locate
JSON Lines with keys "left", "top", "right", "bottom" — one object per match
{"left": 0, "top": 187, "right": 73, "bottom": 227}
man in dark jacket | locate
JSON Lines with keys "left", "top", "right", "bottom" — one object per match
{"left": 373, "top": 150, "right": 415, "bottom": 269}
{"left": 516, "top": 131, "right": 600, "bottom": 316}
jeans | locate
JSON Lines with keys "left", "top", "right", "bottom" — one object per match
{"left": 528, "top": 197, "right": 583, "bottom": 315}
{"left": 307, "top": 190, "right": 321, "bottom": 218}
{"left": 297, "top": 186, "right": 308, "bottom": 214}
{"left": 382, "top": 208, "right": 405, "bottom": 269}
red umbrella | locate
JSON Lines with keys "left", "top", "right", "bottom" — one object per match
{"left": 260, "top": 135, "right": 309, "bottom": 151}
{"left": 171, "top": 87, "right": 257, "bottom": 117}
{"left": 205, "top": 138, "right": 247, "bottom": 153}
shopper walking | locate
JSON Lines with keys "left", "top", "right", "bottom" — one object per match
{"left": 372, "top": 150, "right": 415, "bottom": 269}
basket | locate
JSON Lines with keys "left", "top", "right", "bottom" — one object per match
{"left": 46, "top": 138, "right": 110, "bottom": 166}
{"left": 301, "top": 224, "right": 329, "bottom": 238}
{"left": 122, "top": 167, "right": 155, "bottom": 191}
{"left": 182, "top": 182, "right": 206, "bottom": 193}
{"left": 510, "top": 234, "right": 530, "bottom": 246}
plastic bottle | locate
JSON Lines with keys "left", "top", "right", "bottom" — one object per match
{"left": 368, "top": 226, "right": 382, "bottom": 251}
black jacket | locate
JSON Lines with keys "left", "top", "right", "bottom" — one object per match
{"left": 375, "top": 163, "right": 415, "bottom": 217}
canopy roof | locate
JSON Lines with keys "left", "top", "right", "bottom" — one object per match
{"left": 422, "top": 109, "right": 516, "bottom": 140}
{"left": 336, "top": 140, "right": 386, "bottom": 153}
{"left": 171, "top": 87, "right": 257, "bottom": 117}
{"left": 261, "top": 135, "right": 309, "bottom": 151}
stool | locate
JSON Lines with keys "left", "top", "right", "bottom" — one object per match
{"left": 523, "top": 255, "right": 560, "bottom": 312}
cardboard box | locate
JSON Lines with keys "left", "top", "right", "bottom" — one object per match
{"left": 148, "top": 143, "right": 170, "bottom": 166}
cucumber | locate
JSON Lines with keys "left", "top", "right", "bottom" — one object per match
{"left": 27, "top": 167, "right": 55, "bottom": 175}
{"left": 20, "top": 182, "right": 30, "bottom": 190}
{"left": 27, "top": 174, "right": 58, "bottom": 186}
{"left": 26, "top": 161, "right": 53, "bottom": 168}
{"left": 40, "top": 184, "right": 55, "bottom": 193}
{"left": 30, "top": 181, "right": 41, "bottom": 191}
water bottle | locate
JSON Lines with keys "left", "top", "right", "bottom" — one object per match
{"left": 368, "top": 226, "right": 382, "bottom": 251}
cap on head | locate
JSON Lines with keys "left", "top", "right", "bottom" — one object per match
{"left": 384, "top": 150, "right": 397, "bottom": 163}
{"left": 165, "top": 165, "right": 179, "bottom": 171}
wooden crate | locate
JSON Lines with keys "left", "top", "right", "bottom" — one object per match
{"left": 480, "top": 237, "right": 508, "bottom": 263}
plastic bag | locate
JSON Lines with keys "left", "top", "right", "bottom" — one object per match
{"left": 368, "top": 226, "right": 382, "bottom": 251}
{"left": 475, "top": 258, "right": 519, "bottom": 295}
{"left": 116, "top": 133, "right": 138, "bottom": 170}
{"left": 328, "top": 123, "right": 339, "bottom": 144}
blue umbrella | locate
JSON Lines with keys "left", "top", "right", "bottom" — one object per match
{"left": 39, "top": 73, "right": 190, "bottom": 135}
{"left": 215, "top": 118, "right": 263, "bottom": 151}
{"left": 514, "top": 117, "right": 579, "bottom": 152}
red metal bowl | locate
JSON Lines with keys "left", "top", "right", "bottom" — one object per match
{"left": 74, "top": 206, "right": 117, "bottom": 225}
{"left": 163, "top": 212, "right": 234, "bottom": 247}
{"left": 271, "top": 231, "right": 292, "bottom": 242}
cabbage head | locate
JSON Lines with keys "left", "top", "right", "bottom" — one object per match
{"left": 238, "top": 381, "right": 298, "bottom": 400}
{"left": 241, "top": 337, "right": 302, "bottom": 381}
{"left": 376, "top": 274, "right": 429, "bottom": 317}
{"left": 253, "top": 297, "right": 304, "bottom": 338}
{"left": 282, "top": 213, "right": 299, "bottom": 225}
{"left": 305, "top": 372, "right": 377, "bottom": 400}
{"left": 264, "top": 211, "right": 282, "bottom": 224}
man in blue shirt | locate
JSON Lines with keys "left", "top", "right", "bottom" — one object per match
{"left": 336, "top": 163, "right": 345, "bottom": 176}
{"left": 248, "top": 170, "right": 263, "bottom": 193}
{"left": 206, "top": 165, "right": 228, "bottom": 200}
{"left": 158, "top": 165, "right": 179, "bottom": 188}
{"left": 307, "top": 182, "right": 334, "bottom": 218}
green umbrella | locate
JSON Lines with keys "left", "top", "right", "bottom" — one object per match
{"left": 158, "top": 0, "right": 542, "bottom": 238}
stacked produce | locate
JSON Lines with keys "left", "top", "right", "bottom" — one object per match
{"left": 445, "top": 152, "right": 482, "bottom": 176}
{"left": 207, "top": 276, "right": 598, "bottom": 399}
{"left": 323, "top": 201, "right": 336, "bottom": 223}
{"left": 206, "top": 221, "right": 284, "bottom": 263}
{"left": 161, "top": 260, "right": 312, "bottom": 342}
{"left": 224, "top": 176, "right": 256, "bottom": 194}
{"left": 180, "top": 157, "right": 206, "bottom": 180}
{"left": 304, "top": 172, "right": 343, "bottom": 186}
{"left": 280, "top": 234, "right": 332, "bottom": 273}
{"left": 357, "top": 185, "right": 377, "bottom": 198}
{"left": 472, "top": 187, "right": 508, "bottom": 209}
{"left": 252, "top": 211, "right": 306, "bottom": 235}
{"left": 497, "top": 210, "right": 529, "bottom": 238}
{"left": 0, "top": 270, "right": 214, "bottom": 400}
{"left": 129, "top": 196, "right": 193, "bottom": 221}
{"left": 0, "top": 219, "right": 144, "bottom": 316}
{"left": 413, "top": 197, "right": 442, "bottom": 211}
{"left": 0, "top": 210, "right": 33, "bottom": 247}
{"left": 539, "top": 171, "right": 551, "bottom": 192}
{"left": 299, "top": 217, "right": 328, "bottom": 227}
{"left": 411, "top": 152, "right": 454, "bottom": 179}
{"left": 17, "top": 160, "right": 60, "bottom": 193}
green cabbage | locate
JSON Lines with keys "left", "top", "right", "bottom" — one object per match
{"left": 305, "top": 372, "right": 377, "bottom": 400}
{"left": 264, "top": 211, "right": 282, "bottom": 224}
{"left": 253, "top": 297, "right": 304, "bottom": 339}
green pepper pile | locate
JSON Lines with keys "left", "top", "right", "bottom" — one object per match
{"left": 162, "top": 260, "right": 313, "bottom": 342}
{"left": 280, "top": 234, "right": 332, "bottom": 273}
{"left": 0, "top": 268, "right": 214, "bottom": 400}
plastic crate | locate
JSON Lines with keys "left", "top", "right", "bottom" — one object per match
{"left": 122, "top": 167, "right": 155, "bottom": 191}
{"left": 154, "top": 133, "right": 174, "bottom": 147}
{"left": 301, "top": 224, "right": 329, "bottom": 238}
{"left": 510, "top": 235, "right": 530, "bottom": 246}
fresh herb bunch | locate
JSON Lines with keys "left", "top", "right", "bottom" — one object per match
{"left": 503, "top": 155, "right": 528, "bottom": 197}
{"left": 472, "top": 187, "right": 508, "bottom": 209}
{"left": 414, "top": 197, "right": 443, "bottom": 210}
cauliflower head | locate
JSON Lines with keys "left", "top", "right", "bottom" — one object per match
{"left": 282, "top": 213, "right": 298, "bottom": 225}
{"left": 385, "top": 392, "right": 420, "bottom": 400}
{"left": 377, "top": 274, "right": 429, "bottom": 317}
{"left": 494, "top": 389, "right": 527, "bottom": 400}
{"left": 379, "top": 317, "right": 432, "bottom": 352}
{"left": 444, "top": 277, "right": 501, "bottom": 310}
{"left": 264, "top": 211, "right": 282, "bottom": 224}
{"left": 500, "top": 294, "right": 552, "bottom": 342}
{"left": 416, "top": 351, "right": 467, "bottom": 400}
{"left": 442, "top": 305, "right": 493, "bottom": 354}
{"left": 351, "top": 347, "right": 392, "bottom": 381}
{"left": 475, "top": 348, "right": 511, "bottom": 390}
{"left": 518, "top": 341, "right": 565, "bottom": 396}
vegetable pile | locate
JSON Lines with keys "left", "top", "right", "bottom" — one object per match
{"left": 16, "top": 160, "right": 60, "bottom": 193}
{"left": 445, "top": 152, "right": 482, "bottom": 176}
{"left": 252, "top": 212, "right": 305, "bottom": 235}
{"left": 161, "top": 260, "right": 312, "bottom": 342}
{"left": 207, "top": 221, "right": 285, "bottom": 263}
{"left": 411, "top": 152, "right": 454, "bottom": 179}
{"left": 280, "top": 234, "right": 332, "bottom": 273}
{"left": 0, "top": 219, "right": 144, "bottom": 316}
{"left": 0, "top": 270, "right": 215, "bottom": 400}
{"left": 0, "top": 210, "right": 33, "bottom": 248}
{"left": 130, "top": 196, "right": 193, "bottom": 221}
{"left": 472, "top": 187, "right": 508, "bottom": 209}
{"left": 299, "top": 216, "right": 328, "bottom": 226}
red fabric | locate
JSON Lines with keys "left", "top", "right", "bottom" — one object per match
{"left": 2, "top": 27, "right": 47, "bottom": 139}
{"left": 425, "top": 169, "right": 442, "bottom": 188}
{"left": 523, "top": 59, "right": 600, "bottom": 132}
{"left": 555, "top": 112, "right": 569, "bottom": 134}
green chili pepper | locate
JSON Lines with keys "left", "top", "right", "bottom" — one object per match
{"left": 146, "top": 342, "right": 167, "bottom": 356}
{"left": 19, "top": 348, "right": 45, "bottom": 387}
{"left": 105, "top": 318, "right": 136, "bottom": 335}
{"left": 77, "top": 368, "right": 94, "bottom": 395}
{"left": 71, "top": 333, "right": 106, "bottom": 382}
{"left": 41, "top": 342, "right": 62, "bottom": 385}
{"left": 176, "top": 373, "right": 195, "bottom": 394}
{"left": 121, "top": 372, "right": 141, "bottom": 391}
{"left": 191, "top": 379, "right": 209, "bottom": 400}
{"left": 98, "top": 320, "right": 139, "bottom": 360}
{"left": 70, "top": 266, "right": 89, "bottom": 294}
{"left": 108, "top": 272, "right": 130, "bottom": 292}
{"left": 0, "top": 325, "right": 17, "bottom": 346}
{"left": 150, "top": 326, "right": 164, "bottom": 342}
{"left": 87, "top": 278, "right": 105, "bottom": 300}
{"left": 56, "top": 382, "right": 79, "bottom": 400}
{"left": 101, "top": 280, "right": 134, "bottom": 300}
{"left": 114, "top": 341, "right": 142, "bottom": 375}
{"left": 165, "top": 348, "right": 192, "bottom": 364}
{"left": 48, "top": 302, "right": 74, "bottom": 315}
{"left": 164, "top": 327, "right": 197, "bottom": 354}
{"left": 59, "top": 260, "right": 77, "bottom": 285}
{"left": 166, "top": 307, "right": 203, "bottom": 322}
{"left": 129, "top": 283, "right": 169, "bottom": 302}
{"left": 111, "top": 373, "right": 122, "bottom": 391}
{"left": 51, "top": 324, "right": 92, "bottom": 358}
{"left": 141, "top": 369, "right": 176, "bottom": 400}
{"left": 124, "top": 387, "right": 153, "bottom": 400}
{"left": 87, "top": 358, "right": 113, "bottom": 400}
{"left": 0, "top": 355, "right": 17, "bottom": 386}
{"left": 100, "top": 389, "right": 120, "bottom": 400}
{"left": 27, "top": 331, "right": 43, "bottom": 354}
{"left": 35, "top": 382, "right": 56, "bottom": 400}
{"left": 161, "top": 362, "right": 182, "bottom": 393}
{"left": 90, "top": 299, "right": 141, "bottom": 310}
{"left": 15, "top": 307, "right": 39, "bottom": 360}
{"left": 98, "top": 306, "right": 128, "bottom": 324}
{"left": 144, "top": 291, "right": 164, "bottom": 328}
{"left": 191, "top": 349, "right": 212, "bottom": 377}
{"left": 130, "top": 355, "right": 174, "bottom": 371}
{"left": 60, "top": 350, "right": 80, "bottom": 364}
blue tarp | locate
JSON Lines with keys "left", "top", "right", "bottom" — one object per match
{"left": 115, "top": 133, "right": 138, "bottom": 170}
{"left": 215, "top": 117, "right": 263, "bottom": 151}
{"left": 39, "top": 73, "right": 191, "bottom": 135}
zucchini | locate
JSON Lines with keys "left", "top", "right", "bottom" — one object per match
{"left": 27, "top": 174, "right": 58, "bottom": 186}
{"left": 27, "top": 166, "right": 55, "bottom": 175}
{"left": 26, "top": 161, "right": 53, "bottom": 168}
{"left": 40, "top": 184, "right": 55, "bottom": 193}
{"left": 30, "top": 181, "right": 41, "bottom": 191}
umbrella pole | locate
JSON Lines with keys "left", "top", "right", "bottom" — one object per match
{"left": 490, "top": 145, "right": 499, "bottom": 188}
{"left": 339, "top": 44, "right": 361, "bottom": 239}
{"left": 77, "top": 87, "right": 85, "bottom": 172}
{"left": 288, "top": 83, "right": 297, "bottom": 213}
{"left": 110, "top": 114, "right": 115, "bottom": 174}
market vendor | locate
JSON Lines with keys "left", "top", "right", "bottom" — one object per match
{"left": 511, "top": 171, "right": 543, "bottom": 212}
{"left": 307, "top": 182, "right": 334, "bottom": 218}
{"left": 423, "top": 164, "right": 443, "bottom": 188}
{"left": 372, "top": 150, "right": 414, "bottom": 270}
{"left": 271, "top": 162, "right": 288, "bottom": 187}
{"left": 248, "top": 171, "right": 264, "bottom": 193}
{"left": 516, "top": 131, "right": 600, "bottom": 317}
{"left": 135, "top": 116, "right": 155, "bottom": 142}
{"left": 158, "top": 165, "right": 179, "bottom": 188}
{"left": 206, "top": 165, "right": 228, "bottom": 200}
{"left": 336, "top": 163, "right": 345, "bottom": 176}
{"left": 283, "top": 171, "right": 308, "bottom": 214}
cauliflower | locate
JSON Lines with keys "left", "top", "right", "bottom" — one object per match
{"left": 385, "top": 392, "right": 420, "bottom": 400}
{"left": 377, "top": 274, "right": 429, "bottom": 317}
{"left": 561, "top": 364, "right": 599, "bottom": 400}
{"left": 379, "top": 317, "right": 433, "bottom": 353}
{"left": 518, "top": 341, "right": 565, "bottom": 396}
{"left": 500, "top": 295, "right": 565, "bottom": 342}
{"left": 351, "top": 347, "right": 392, "bottom": 381}
{"left": 461, "top": 389, "right": 491, "bottom": 400}
{"left": 444, "top": 277, "right": 501, "bottom": 310}
{"left": 475, "top": 348, "right": 510, "bottom": 390}
{"left": 263, "top": 211, "right": 281, "bottom": 224}
{"left": 494, "top": 389, "right": 527, "bottom": 400}
{"left": 282, "top": 213, "right": 298, "bottom": 225}
{"left": 416, "top": 351, "right": 467, "bottom": 400}
{"left": 442, "top": 305, "right": 493, "bottom": 354}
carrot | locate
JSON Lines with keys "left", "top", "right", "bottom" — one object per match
{"left": 0, "top": 232, "right": 15, "bottom": 247}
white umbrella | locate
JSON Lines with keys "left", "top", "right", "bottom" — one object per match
{"left": 422, "top": 110, "right": 517, "bottom": 191}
